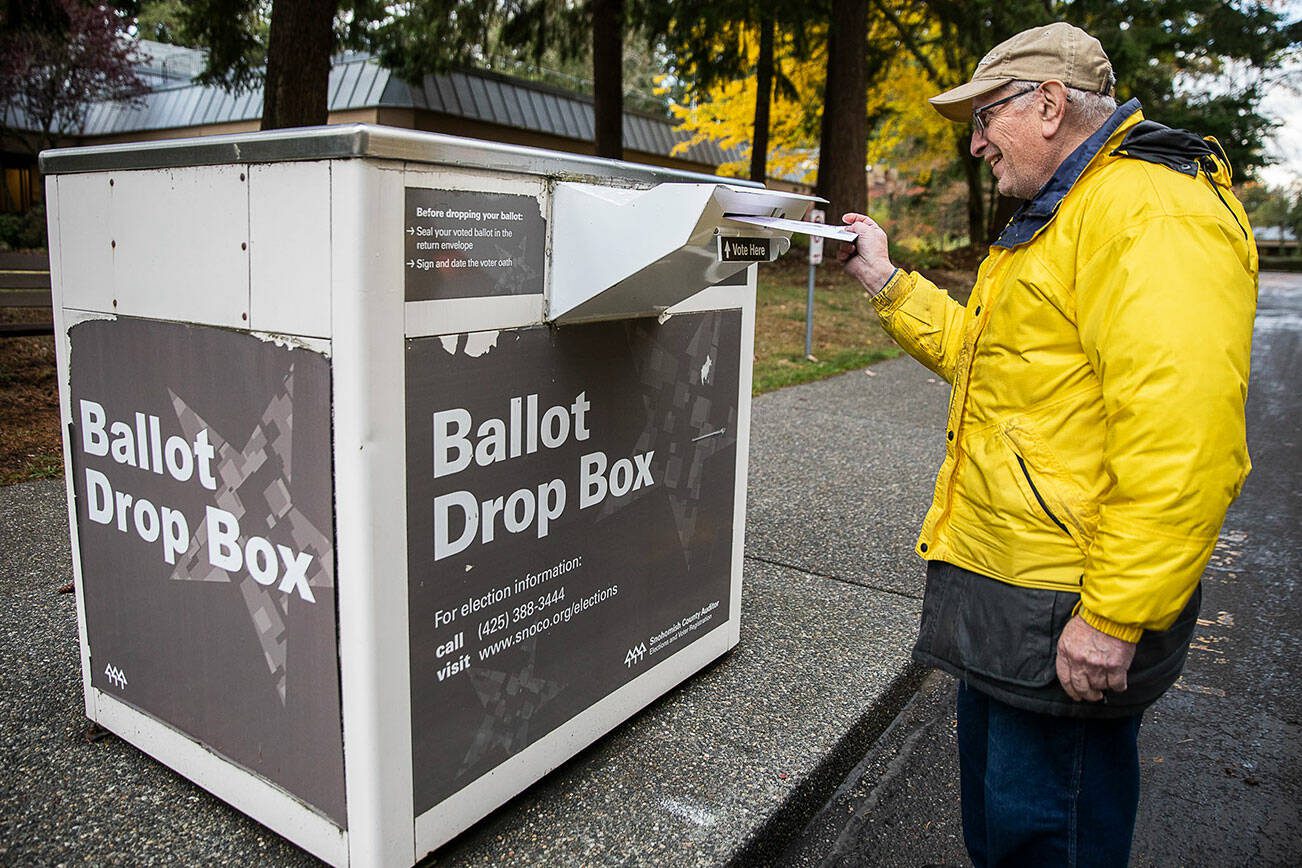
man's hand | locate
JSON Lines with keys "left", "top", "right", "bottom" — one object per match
{"left": 837, "top": 212, "right": 897, "bottom": 292}
{"left": 1055, "top": 615, "right": 1138, "bottom": 702}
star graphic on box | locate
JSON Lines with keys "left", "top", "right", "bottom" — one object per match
{"left": 166, "top": 367, "right": 334, "bottom": 705}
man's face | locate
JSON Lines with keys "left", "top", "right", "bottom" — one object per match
{"left": 970, "top": 85, "right": 1049, "bottom": 200}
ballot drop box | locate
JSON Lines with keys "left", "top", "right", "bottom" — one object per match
{"left": 40, "top": 126, "right": 824, "bottom": 866}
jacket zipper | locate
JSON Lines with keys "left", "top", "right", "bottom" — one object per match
{"left": 933, "top": 256, "right": 1005, "bottom": 543}
{"left": 1015, "top": 455, "right": 1071, "bottom": 536}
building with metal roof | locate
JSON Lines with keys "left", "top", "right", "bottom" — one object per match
{"left": 2, "top": 41, "right": 745, "bottom": 212}
{"left": 1254, "top": 224, "right": 1300, "bottom": 258}
{"left": 86, "top": 50, "right": 736, "bottom": 167}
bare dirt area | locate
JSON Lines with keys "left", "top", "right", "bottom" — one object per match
{"left": 0, "top": 308, "right": 61, "bottom": 485}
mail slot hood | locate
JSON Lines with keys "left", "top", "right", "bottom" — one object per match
{"left": 548, "top": 182, "right": 824, "bottom": 324}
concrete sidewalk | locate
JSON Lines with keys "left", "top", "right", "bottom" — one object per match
{"left": 0, "top": 355, "right": 950, "bottom": 866}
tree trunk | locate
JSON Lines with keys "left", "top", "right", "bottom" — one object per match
{"left": 749, "top": 13, "right": 774, "bottom": 183}
{"left": 815, "top": 0, "right": 868, "bottom": 220}
{"left": 989, "top": 192, "right": 1021, "bottom": 242}
{"left": 958, "top": 135, "right": 985, "bottom": 245}
{"left": 261, "top": 0, "right": 337, "bottom": 131}
{"left": 591, "top": 0, "right": 624, "bottom": 160}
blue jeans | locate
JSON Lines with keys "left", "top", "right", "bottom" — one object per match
{"left": 956, "top": 681, "right": 1143, "bottom": 867}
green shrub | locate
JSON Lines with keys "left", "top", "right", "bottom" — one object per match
{"left": 0, "top": 205, "right": 47, "bottom": 250}
{"left": 891, "top": 240, "right": 945, "bottom": 270}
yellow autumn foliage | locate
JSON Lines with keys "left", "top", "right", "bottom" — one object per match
{"left": 662, "top": 27, "right": 824, "bottom": 182}
{"left": 866, "top": 53, "right": 959, "bottom": 184}
{"left": 666, "top": 21, "right": 958, "bottom": 186}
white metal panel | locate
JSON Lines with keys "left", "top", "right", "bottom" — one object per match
{"left": 729, "top": 270, "right": 757, "bottom": 635}
{"left": 549, "top": 182, "right": 714, "bottom": 322}
{"left": 393, "top": 167, "right": 541, "bottom": 218}
{"left": 714, "top": 184, "right": 823, "bottom": 214}
{"left": 400, "top": 167, "right": 547, "bottom": 208}
{"left": 48, "top": 183, "right": 99, "bottom": 720}
{"left": 404, "top": 294, "right": 544, "bottom": 336}
{"left": 54, "top": 173, "right": 114, "bottom": 313}
{"left": 330, "top": 159, "right": 417, "bottom": 868}
{"left": 93, "top": 693, "right": 348, "bottom": 866}
{"left": 249, "top": 161, "right": 332, "bottom": 337}
{"left": 57, "top": 165, "right": 250, "bottom": 326}
{"left": 663, "top": 281, "right": 750, "bottom": 315}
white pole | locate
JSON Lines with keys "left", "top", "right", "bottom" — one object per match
{"left": 805, "top": 208, "right": 825, "bottom": 360}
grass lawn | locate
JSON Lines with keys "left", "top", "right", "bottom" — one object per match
{"left": 752, "top": 251, "right": 977, "bottom": 394}
{"left": 752, "top": 256, "right": 899, "bottom": 394}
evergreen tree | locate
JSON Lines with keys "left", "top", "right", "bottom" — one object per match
{"left": 647, "top": 0, "right": 821, "bottom": 183}
{"left": 817, "top": 0, "right": 869, "bottom": 219}
{"left": 367, "top": 0, "right": 643, "bottom": 159}
{"left": 177, "top": 0, "right": 344, "bottom": 130}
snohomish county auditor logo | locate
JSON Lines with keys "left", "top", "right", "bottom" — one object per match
{"left": 624, "top": 642, "right": 648, "bottom": 668}
{"left": 104, "top": 663, "right": 128, "bottom": 689}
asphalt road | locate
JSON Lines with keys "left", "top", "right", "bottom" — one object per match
{"left": 786, "top": 270, "right": 1302, "bottom": 867}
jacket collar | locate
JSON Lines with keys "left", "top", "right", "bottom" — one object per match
{"left": 993, "top": 98, "right": 1143, "bottom": 249}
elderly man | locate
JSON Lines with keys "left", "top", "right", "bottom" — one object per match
{"left": 839, "top": 22, "right": 1257, "bottom": 866}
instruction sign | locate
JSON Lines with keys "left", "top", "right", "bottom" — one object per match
{"left": 718, "top": 236, "right": 772, "bottom": 262}
{"left": 67, "top": 318, "right": 346, "bottom": 825}
{"left": 405, "top": 310, "right": 742, "bottom": 813}
{"left": 404, "top": 188, "right": 546, "bottom": 302}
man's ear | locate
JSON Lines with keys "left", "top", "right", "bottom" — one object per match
{"left": 1039, "top": 80, "right": 1070, "bottom": 138}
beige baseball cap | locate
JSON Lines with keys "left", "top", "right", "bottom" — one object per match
{"left": 929, "top": 22, "right": 1114, "bottom": 122}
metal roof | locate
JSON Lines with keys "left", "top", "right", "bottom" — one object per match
{"left": 135, "top": 39, "right": 207, "bottom": 84}
{"left": 64, "top": 51, "right": 738, "bottom": 168}
{"left": 40, "top": 123, "right": 755, "bottom": 188}
{"left": 1253, "top": 225, "right": 1298, "bottom": 242}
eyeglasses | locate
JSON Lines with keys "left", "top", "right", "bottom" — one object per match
{"left": 971, "top": 86, "right": 1039, "bottom": 135}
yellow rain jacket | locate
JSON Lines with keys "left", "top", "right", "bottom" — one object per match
{"left": 875, "top": 102, "right": 1257, "bottom": 644}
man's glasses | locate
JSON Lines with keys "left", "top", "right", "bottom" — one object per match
{"left": 972, "top": 86, "right": 1039, "bottom": 135}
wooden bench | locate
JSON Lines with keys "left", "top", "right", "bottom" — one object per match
{"left": 0, "top": 251, "right": 53, "bottom": 337}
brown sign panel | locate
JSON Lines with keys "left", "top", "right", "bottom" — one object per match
{"left": 406, "top": 310, "right": 742, "bottom": 813}
{"left": 404, "top": 188, "right": 547, "bottom": 302}
{"left": 68, "top": 318, "right": 346, "bottom": 825}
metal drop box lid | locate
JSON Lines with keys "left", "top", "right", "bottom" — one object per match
{"left": 39, "top": 123, "right": 751, "bottom": 188}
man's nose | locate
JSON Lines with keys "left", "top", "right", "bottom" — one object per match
{"left": 970, "top": 126, "right": 988, "bottom": 158}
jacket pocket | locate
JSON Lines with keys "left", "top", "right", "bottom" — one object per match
{"left": 1002, "top": 421, "right": 1098, "bottom": 553}
{"left": 1014, "top": 454, "right": 1071, "bottom": 535}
